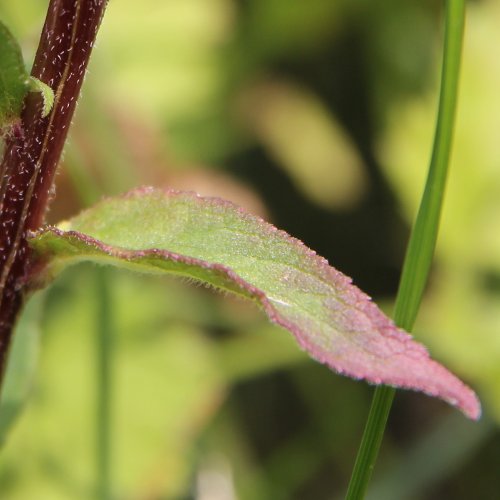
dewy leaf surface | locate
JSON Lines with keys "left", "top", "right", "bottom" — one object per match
{"left": 0, "top": 21, "right": 29, "bottom": 128}
{"left": 29, "top": 188, "right": 480, "bottom": 419}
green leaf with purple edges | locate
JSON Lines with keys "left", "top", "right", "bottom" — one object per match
{"left": 28, "top": 188, "right": 480, "bottom": 419}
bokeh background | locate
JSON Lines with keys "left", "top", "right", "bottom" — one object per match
{"left": 1, "top": 0, "right": 500, "bottom": 498}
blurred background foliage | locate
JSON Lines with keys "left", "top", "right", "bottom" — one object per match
{"left": 1, "top": 0, "right": 500, "bottom": 498}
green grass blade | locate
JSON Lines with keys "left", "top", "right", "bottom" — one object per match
{"left": 345, "top": 1, "right": 467, "bottom": 499}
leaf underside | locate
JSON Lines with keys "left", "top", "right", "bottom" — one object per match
{"left": 0, "top": 21, "right": 29, "bottom": 128}
{"left": 29, "top": 187, "right": 480, "bottom": 419}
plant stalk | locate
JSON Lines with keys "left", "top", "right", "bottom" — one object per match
{"left": 0, "top": 0, "right": 108, "bottom": 386}
{"left": 96, "top": 268, "right": 113, "bottom": 500}
{"left": 344, "top": 1, "right": 466, "bottom": 498}
{"left": 65, "top": 120, "right": 113, "bottom": 500}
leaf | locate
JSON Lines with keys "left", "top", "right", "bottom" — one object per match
{"left": 29, "top": 187, "right": 481, "bottom": 419}
{"left": 28, "top": 77, "right": 55, "bottom": 118}
{"left": 0, "top": 294, "right": 41, "bottom": 445}
{"left": 0, "top": 21, "right": 29, "bottom": 129}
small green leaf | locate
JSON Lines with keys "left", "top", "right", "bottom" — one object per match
{"left": 0, "top": 21, "right": 29, "bottom": 128}
{"left": 29, "top": 188, "right": 480, "bottom": 419}
{"left": 29, "top": 77, "right": 54, "bottom": 118}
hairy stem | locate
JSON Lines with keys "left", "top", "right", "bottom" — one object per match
{"left": 345, "top": 1, "right": 466, "bottom": 498}
{"left": 0, "top": 0, "right": 108, "bottom": 385}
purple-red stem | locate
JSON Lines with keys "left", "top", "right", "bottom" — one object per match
{"left": 0, "top": 0, "right": 107, "bottom": 384}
